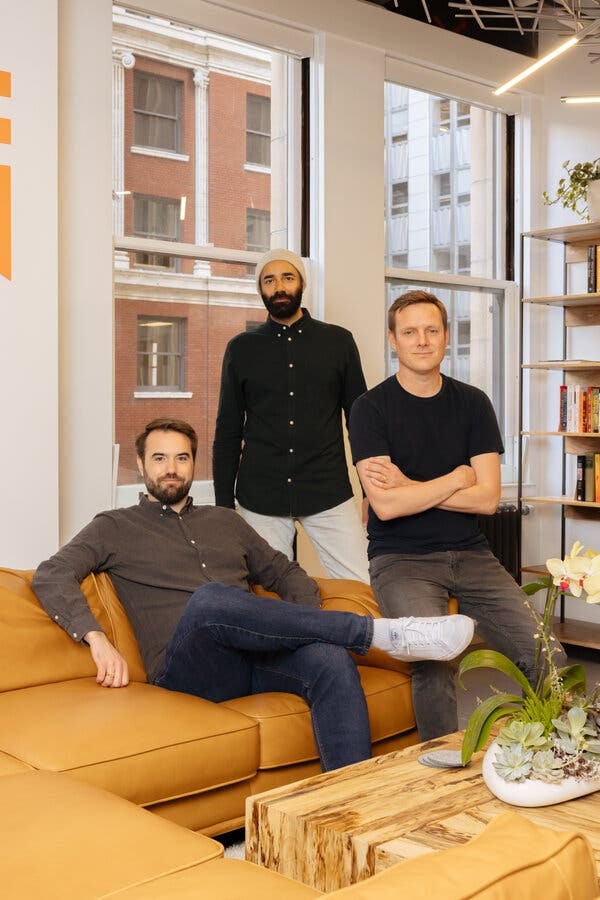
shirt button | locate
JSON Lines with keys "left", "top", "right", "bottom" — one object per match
{"left": 73, "top": 632, "right": 78, "bottom": 638}
{"left": 289, "top": 391, "right": 294, "bottom": 396}
{"left": 288, "top": 336, "right": 292, "bottom": 341}
{"left": 202, "top": 562, "right": 207, "bottom": 568}
{"left": 162, "top": 505, "right": 168, "bottom": 510}
{"left": 289, "top": 448, "right": 294, "bottom": 453}
{"left": 289, "top": 420, "right": 294, "bottom": 425}
{"left": 191, "top": 539, "right": 196, "bottom": 544}
{"left": 277, "top": 333, "right": 281, "bottom": 337}
{"left": 289, "top": 363, "right": 294, "bottom": 368}
{"left": 298, "top": 329, "right": 302, "bottom": 334}
{"left": 287, "top": 478, "right": 292, "bottom": 483}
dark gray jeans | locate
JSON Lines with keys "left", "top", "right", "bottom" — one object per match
{"left": 369, "top": 548, "right": 567, "bottom": 741}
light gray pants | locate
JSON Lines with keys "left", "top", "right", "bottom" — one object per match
{"left": 238, "top": 498, "right": 369, "bottom": 583}
{"left": 369, "top": 548, "right": 567, "bottom": 741}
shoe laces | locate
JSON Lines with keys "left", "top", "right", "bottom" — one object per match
{"left": 390, "top": 616, "right": 446, "bottom": 651}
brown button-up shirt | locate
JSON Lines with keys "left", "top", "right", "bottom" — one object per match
{"left": 32, "top": 497, "right": 320, "bottom": 680}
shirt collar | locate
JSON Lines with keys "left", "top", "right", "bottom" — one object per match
{"left": 265, "top": 308, "right": 312, "bottom": 335}
{"left": 139, "top": 494, "right": 195, "bottom": 516}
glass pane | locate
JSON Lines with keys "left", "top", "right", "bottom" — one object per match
{"left": 113, "top": 8, "right": 292, "bottom": 493}
{"left": 385, "top": 279, "right": 505, "bottom": 436}
{"left": 384, "top": 82, "right": 501, "bottom": 279}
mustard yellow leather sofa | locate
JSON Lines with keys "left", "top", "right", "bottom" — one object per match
{"left": 2, "top": 771, "right": 597, "bottom": 900}
{"left": 0, "top": 567, "right": 417, "bottom": 836}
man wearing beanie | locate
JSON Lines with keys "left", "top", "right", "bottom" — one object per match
{"left": 213, "top": 249, "right": 369, "bottom": 581}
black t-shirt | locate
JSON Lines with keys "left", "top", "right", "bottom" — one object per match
{"left": 349, "top": 375, "right": 504, "bottom": 558}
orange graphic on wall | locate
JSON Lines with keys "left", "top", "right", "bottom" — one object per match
{"left": 0, "top": 69, "right": 12, "bottom": 281}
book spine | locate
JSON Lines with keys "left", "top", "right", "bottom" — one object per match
{"left": 588, "top": 245, "right": 597, "bottom": 293}
{"left": 559, "top": 384, "right": 567, "bottom": 432}
{"left": 576, "top": 454, "right": 585, "bottom": 501}
{"left": 584, "top": 454, "right": 595, "bottom": 502}
{"left": 596, "top": 452, "right": 600, "bottom": 503}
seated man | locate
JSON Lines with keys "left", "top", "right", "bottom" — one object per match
{"left": 33, "top": 417, "right": 474, "bottom": 772}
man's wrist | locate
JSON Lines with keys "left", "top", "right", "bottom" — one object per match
{"left": 84, "top": 630, "right": 105, "bottom": 646}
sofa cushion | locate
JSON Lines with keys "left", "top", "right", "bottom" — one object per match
{"left": 0, "top": 750, "right": 31, "bottom": 776}
{"left": 222, "top": 666, "right": 414, "bottom": 768}
{"left": 329, "top": 811, "right": 598, "bottom": 900}
{"left": 0, "top": 771, "right": 223, "bottom": 900}
{"left": 0, "top": 679, "right": 259, "bottom": 805}
{"left": 100, "top": 858, "right": 323, "bottom": 899}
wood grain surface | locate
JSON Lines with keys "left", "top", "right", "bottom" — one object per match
{"left": 246, "top": 732, "right": 600, "bottom": 892}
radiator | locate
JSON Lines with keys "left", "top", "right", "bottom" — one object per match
{"left": 478, "top": 503, "right": 521, "bottom": 583}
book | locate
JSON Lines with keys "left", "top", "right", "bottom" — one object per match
{"left": 576, "top": 454, "right": 585, "bottom": 501}
{"left": 584, "top": 454, "right": 595, "bottom": 502}
{"left": 596, "top": 453, "right": 600, "bottom": 503}
{"left": 588, "top": 245, "right": 597, "bottom": 293}
{"left": 558, "top": 384, "right": 567, "bottom": 431}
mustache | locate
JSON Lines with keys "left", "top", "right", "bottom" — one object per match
{"left": 272, "top": 291, "right": 295, "bottom": 300}
{"left": 160, "top": 474, "right": 183, "bottom": 482}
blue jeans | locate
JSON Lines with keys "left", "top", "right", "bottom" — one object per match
{"left": 153, "top": 582, "right": 374, "bottom": 771}
{"left": 370, "top": 548, "right": 567, "bottom": 742}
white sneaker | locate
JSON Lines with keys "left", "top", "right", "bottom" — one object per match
{"left": 387, "top": 615, "right": 474, "bottom": 662}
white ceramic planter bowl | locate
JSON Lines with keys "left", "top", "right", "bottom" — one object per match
{"left": 482, "top": 741, "right": 600, "bottom": 807}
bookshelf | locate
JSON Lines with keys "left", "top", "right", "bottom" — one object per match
{"left": 519, "top": 223, "right": 600, "bottom": 650}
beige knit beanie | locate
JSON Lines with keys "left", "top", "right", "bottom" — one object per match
{"left": 255, "top": 248, "right": 307, "bottom": 293}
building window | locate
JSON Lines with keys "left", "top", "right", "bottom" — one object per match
{"left": 137, "top": 316, "right": 185, "bottom": 391}
{"left": 246, "top": 208, "right": 270, "bottom": 252}
{"left": 246, "top": 94, "right": 271, "bottom": 167}
{"left": 391, "top": 181, "right": 408, "bottom": 216}
{"left": 434, "top": 173, "right": 451, "bottom": 209}
{"left": 134, "top": 71, "right": 182, "bottom": 153}
{"left": 133, "top": 194, "right": 180, "bottom": 268}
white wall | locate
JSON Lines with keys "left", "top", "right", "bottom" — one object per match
{"left": 0, "top": 1, "right": 59, "bottom": 566}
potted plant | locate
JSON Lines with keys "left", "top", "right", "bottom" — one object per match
{"left": 542, "top": 158, "right": 600, "bottom": 222}
{"left": 459, "top": 541, "right": 600, "bottom": 806}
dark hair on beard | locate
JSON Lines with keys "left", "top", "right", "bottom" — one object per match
{"left": 387, "top": 290, "right": 448, "bottom": 332}
{"left": 135, "top": 418, "right": 198, "bottom": 462}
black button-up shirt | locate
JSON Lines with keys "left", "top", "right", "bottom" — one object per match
{"left": 213, "top": 309, "right": 367, "bottom": 517}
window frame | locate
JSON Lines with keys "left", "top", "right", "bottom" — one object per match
{"left": 133, "top": 70, "right": 183, "bottom": 154}
{"left": 246, "top": 92, "right": 271, "bottom": 169}
{"left": 136, "top": 314, "right": 186, "bottom": 393}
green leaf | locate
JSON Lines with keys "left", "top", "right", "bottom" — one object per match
{"left": 461, "top": 692, "right": 523, "bottom": 764}
{"left": 458, "top": 649, "right": 534, "bottom": 697}
{"left": 522, "top": 578, "right": 550, "bottom": 596}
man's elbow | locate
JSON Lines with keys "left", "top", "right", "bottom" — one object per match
{"left": 368, "top": 498, "right": 397, "bottom": 521}
{"left": 480, "top": 495, "right": 501, "bottom": 516}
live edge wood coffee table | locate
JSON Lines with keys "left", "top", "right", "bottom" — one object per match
{"left": 246, "top": 732, "right": 600, "bottom": 892}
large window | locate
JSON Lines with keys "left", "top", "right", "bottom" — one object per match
{"left": 112, "top": 8, "right": 298, "bottom": 495}
{"left": 137, "top": 317, "right": 185, "bottom": 391}
{"left": 246, "top": 93, "right": 271, "bottom": 168}
{"left": 134, "top": 72, "right": 182, "bottom": 153}
{"left": 384, "top": 81, "right": 516, "bottom": 478}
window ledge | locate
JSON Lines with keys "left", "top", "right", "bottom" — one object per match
{"left": 134, "top": 391, "right": 193, "bottom": 399}
{"left": 244, "top": 162, "right": 271, "bottom": 174}
{"left": 131, "top": 146, "right": 190, "bottom": 162}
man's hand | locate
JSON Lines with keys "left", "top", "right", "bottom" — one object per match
{"left": 451, "top": 464, "right": 477, "bottom": 491}
{"left": 362, "top": 456, "right": 414, "bottom": 490}
{"left": 85, "top": 631, "right": 129, "bottom": 688}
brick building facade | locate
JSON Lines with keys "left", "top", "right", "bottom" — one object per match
{"left": 113, "top": 10, "right": 273, "bottom": 488}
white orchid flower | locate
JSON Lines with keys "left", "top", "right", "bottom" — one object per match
{"left": 546, "top": 544, "right": 600, "bottom": 599}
